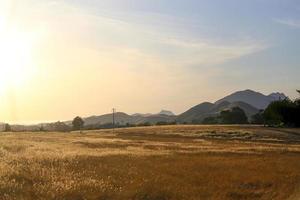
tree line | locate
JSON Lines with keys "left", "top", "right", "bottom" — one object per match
{"left": 2, "top": 90, "right": 299, "bottom": 132}
{"left": 202, "top": 107, "right": 248, "bottom": 125}
{"left": 252, "top": 90, "right": 300, "bottom": 127}
{"left": 202, "top": 90, "right": 300, "bottom": 127}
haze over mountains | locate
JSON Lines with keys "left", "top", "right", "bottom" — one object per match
{"left": 1, "top": 89, "right": 287, "bottom": 131}
{"left": 176, "top": 101, "right": 259, "bottom": 123}
{"left": 74, "top": 112, "right": 176, "bottom": 126}
{"left": 73, "top": 89, "right": 286, "bottom": 126}
{"left": 215, "top": 90, "right": 287, "bottom": 109}
{"left": 132, "top": 110, "right": 175, "bottom": 118}
{"left": 177, "top": 89, "right": 286, "bottom": 123}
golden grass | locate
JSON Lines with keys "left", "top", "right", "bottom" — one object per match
{"left": 0, "top": 125, "right": 300, "bottom": 200}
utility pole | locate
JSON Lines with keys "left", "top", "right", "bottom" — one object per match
{"left": 112, "top": 108, "right": 116, "bottom": 131}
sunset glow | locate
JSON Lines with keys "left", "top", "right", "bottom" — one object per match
{"left": 0, "top": 29, "right": 35, "bottom": 93}
{"left": 0, "top": 0, "right": 299, "bottom": 124}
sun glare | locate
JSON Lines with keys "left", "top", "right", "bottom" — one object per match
{"left": 0, "top": 19, "right": 35, "bottom": 94}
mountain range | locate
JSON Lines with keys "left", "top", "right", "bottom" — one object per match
{"left": 215, "top": 89, "right": 286, "bottom": 109}
{"left": 132, "top": 110, "right": 175, "bottom": 117}
{"left": 177, "top": 89, "right": 286, "bottom": 123}
{"left": 72, "top": 89, "right": 286, "bottom": 125}
{"left": 1, "top": 89, "right": 287, "bottom": 131}
{"left": 82, "top": 111, "right": 176, "bottom": 126}
{"left": 176, "top": 101, "right": 259, "bottom": 123}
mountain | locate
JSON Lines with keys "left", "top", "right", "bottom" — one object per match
{"left": 215, "top": 89, "right": 287, "bottom": 109}
{"left": 224, "top": 101, "right": 259, "bottom": 118}
{"left": 177, "top": 89, "right": 285, "bottom": 123}
{"left": 268, "top": 92, "right": 287, "bottom": 101}
{"left": 177, "top": 101, "right": 259, "bottom": 123}
{"left": 84, "top": 112, "right": 141, "bottom": 125}
{"left": 33, "top": 89, "right": 288, "bottom": 128}
{"left": 176, "top": 102, "right": 214, "bottom": 123}
{"left": 132, "top": 113, "right": 152, "bottom": 117}
{"left": 158, "top": 110, "right": 175, "bottom": 116}
{"left": 132, "top": 110, "right": 175, "bottom": 117}
{"left": 136, "top": 114, "right": 177, "bottom": 124}
{"left": 77, "top": 112, "right": 176, "bottom": 126}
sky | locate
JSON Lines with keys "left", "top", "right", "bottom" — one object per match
{"left": 0, "top": 0, "right": 299, "bottom": 124}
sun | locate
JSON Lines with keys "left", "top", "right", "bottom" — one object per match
{"left": 0, "top": 21, "right": 35, "bottom": 94}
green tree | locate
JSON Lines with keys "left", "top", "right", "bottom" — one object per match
{"left": 72, "top": 116, "right": 84, "bottom": 132}
{"left": 263, "top": 97, "right": 300, "bottom": 127}
{"left": 296, "top": 90, "right": 300, "bottom": 106}
{"left": 251, "top": 110, "right": 265, "bottom": 124}
{"left": 220, "top": 107, "right": 248, "bottom": 124}
{"left": 156, "top": 121, "right": 168, "bottom": 126}
{"left": 263, "top": 100, "right": 286, "bottom": 126}
{"left": 202, "top": 116, "right": 219, "bottom": 124}
{"left": 220, "top": 110, "right": 231, "bottom": 124}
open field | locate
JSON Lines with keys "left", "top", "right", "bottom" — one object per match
{"left": 0, "top": 125, "right": 300, "bottom": 200}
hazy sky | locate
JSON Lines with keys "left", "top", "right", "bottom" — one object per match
{"left": 0, "top": 0, "right": 299, "bottom": 123}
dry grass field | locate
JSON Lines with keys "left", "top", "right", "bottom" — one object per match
{"left": 0, "top": 125, "right": 300, "bottom": 200}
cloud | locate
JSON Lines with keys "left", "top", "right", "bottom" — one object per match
{"left": 18, "top": 0, "right": 269, "bottom": 80}
{"left": 62, "top": 5, "right": 267, "bottom": 67}
{"left": 158, "top": 37, "right": 266, "bottom": 66}
{"left": 274, "top": 18, "right": 300, "bottom": 29}
{"left": 7, "top": 1, "right": 269, "bottom": 120}
{"left": 17, "top": 0, "right": 267, "bottom": 70}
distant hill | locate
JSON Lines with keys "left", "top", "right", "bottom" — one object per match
{"left": 5, "top": 89, "right": 286, "bottom": 129}
{"left": 132, "top": 110, "right": 175, "bottom": 117}
{"left": 132, "top": 113, "right": 152, "bottom": 117}
{"left": 137, "top": 114, "right": 177, "bottom": 124}
{"left": 176, "top": 101, "right": 259, "bottom": 123}
{"left": 176, "top": 102, "right": 214, "bottom": 123}
{"left": 84, "top": 112, "right": 140, "bottom": 125}
{"left": 80, "top": 112, "right": 176, "bottom": 126}
{"left": 158, "top": 110, "right": 175, "bottom": 116}
{"left": 177, "top": 89, "right": 286, "bottom": 123}
{"left": 215, "top": 89, "right": 287, "bottom": 109}
{"left": 268, "top": 92, "right": 287, "bottom": 101}
{"left": 224, "top": 101, "right": 259, "bottom": 118}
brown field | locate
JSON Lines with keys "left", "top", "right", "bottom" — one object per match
{"left": 0, "top": 125, "right": 300, "bottom": 200}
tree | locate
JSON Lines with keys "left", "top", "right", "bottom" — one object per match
{"left": 220, "top": 110, "right": 231, "bottom": 124}
{"left": 53, "top": 121, "right": 71, "bottom": 132}
{"left": 202, "top": 116, "right": 219, "bottom": 124}
{"left": 156, "top": 121, "right": 168, "bottom": 126}
{"left": 4, "top": 124, "right": 11, "bottom": 132}
{"left": 296, "top": 90, "right": 300, "bottom": 106}
{"left": 220, "top": 107, "right": 248, "bottom": 124}
{"left": 40, "top": 125, "right": 45, "bottom": 132}
{"left": 137, "top": 122, "right": 151, "bottom": 127}
{"left": 72, "top": 116, "right": 84, "bottom": 132}
{"left": 263, "top": 97, "right": 300, "bottom": 127}
{"left": 251, "top": 110, "right": 265, "bottom": 124}
{"left": 191, "top": 119, "right": 202, "bottom": 124}
{"left": 263, "top": 100, "right": 284, "bottom": 127}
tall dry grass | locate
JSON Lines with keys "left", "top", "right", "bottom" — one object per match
{"left": 0, "top": 125, "right": 299, "bottom": 200}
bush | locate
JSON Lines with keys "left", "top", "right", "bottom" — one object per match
{"left": 137, "top": 122, "right": 151, "bottom": 127}
{"left": 72, "top": 116, "right": 84, "bottom": 131}
{"left": 202, "top": 117, "right": 219, "bottom": 124}
{"left": 220, "top": 107, "right": 248, "bottom": 124}
{"left": 264, "top": 99, "right": 300, "bottom": 127}
{"left": 251, "top": 110, "right": 264, "bottom": 124}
